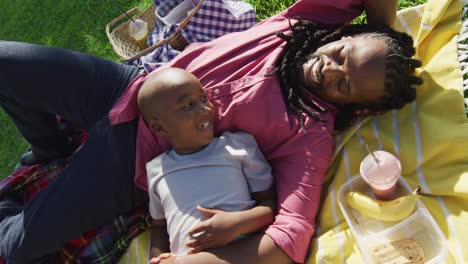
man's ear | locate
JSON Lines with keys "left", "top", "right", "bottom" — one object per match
{"left": 150, "top": 119, "right": 166, "bottom": 136}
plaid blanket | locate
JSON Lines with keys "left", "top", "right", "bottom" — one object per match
{"left": 0, "top": 159, "right": 151, "bottom": 264}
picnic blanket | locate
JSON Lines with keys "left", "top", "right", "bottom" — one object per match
{"left": 120, "top": 0, "right": 468, "bottom": 263}
{"left": 0, "top": 159, "right": 153, "bottom": 264}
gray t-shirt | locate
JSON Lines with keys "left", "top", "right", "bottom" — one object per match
{"left": 146, "top": 131, "right": 273, "bottom": 255}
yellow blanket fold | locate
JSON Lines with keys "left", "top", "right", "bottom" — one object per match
{"left": 120, "top": 0, "right": 468, "bottom": 263}
{"left": 309, "top": 0, "right": 468, "bottom": 263}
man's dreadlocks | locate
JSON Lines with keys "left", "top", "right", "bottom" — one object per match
{"left": 274, "top": 20, "right": 423, "bottom": 130}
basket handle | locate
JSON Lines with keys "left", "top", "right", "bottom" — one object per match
{"left": 179, "top": 0, "right": 205, "bottom": 28}
{"left": 123, "top": 0, "right": 206, "bottom": 62}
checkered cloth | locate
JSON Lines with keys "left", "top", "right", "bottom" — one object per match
{"left": 134, "top": 0, "right": 257, "bottom": 72}
{"left": 0, "top": 158, "right": 151, "bottom": 264}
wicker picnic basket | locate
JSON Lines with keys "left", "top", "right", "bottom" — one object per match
{"left": 106, "top": 0, "right": 205, "bottom": 62}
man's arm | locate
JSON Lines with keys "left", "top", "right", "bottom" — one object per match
{"left": 364, "top": 0, "right": 398, "bottom": 27}
{"left": 160, "top": 233, "right": 292, "bottom": 264}
{"left": 150, "top": 219, "right": 171, "bottom": 258}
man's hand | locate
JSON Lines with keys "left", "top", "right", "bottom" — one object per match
{"left": 149, "top": 252, "right": 174, "bottom": 264}
{"left": 364, "top": 0, "right": 397, "bottom": 27}
{"left": 186, "top": 206, "right": 240, "bottom": 253}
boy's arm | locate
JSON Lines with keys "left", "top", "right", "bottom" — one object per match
{"left": 186, "top": 187, "right": 276, "bottom": 253}
{"left": 150, "top": 218, "right": 171, "bottom": 258}
{"left": 233, "top": 187, "right": 276, "bottom": 235}
{"left": 221, "top": 131, "right": 276, "bottom": 236}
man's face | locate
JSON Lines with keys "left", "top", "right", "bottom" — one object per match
{"left": 154, "top": 81, "right": 215, "bottom": 155}
{"left": 300, "top": 35, "right": 387, "bottom": 107}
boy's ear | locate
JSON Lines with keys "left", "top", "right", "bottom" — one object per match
{"left": 150, "top": 119, "right": 166, "bottom": 136}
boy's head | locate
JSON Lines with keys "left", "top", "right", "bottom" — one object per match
{"left": 138, "top": 68, "right": 215, "bottom": 154}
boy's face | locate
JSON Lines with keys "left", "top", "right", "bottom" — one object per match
{"left": 153, "top": 80, "right": 215, "bottom": 155}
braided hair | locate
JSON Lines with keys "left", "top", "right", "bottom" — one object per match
{"left": 274, "top": 20, "right": 423, "bottom": 130}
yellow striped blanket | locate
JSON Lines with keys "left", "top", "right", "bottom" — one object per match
{"left": 120, "top": 0, "right": 468, "bottom": 263}
{"left": 309, "top": 0, "right": 468, "bottom": 263}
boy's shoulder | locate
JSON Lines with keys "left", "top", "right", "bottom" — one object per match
{"left": 219, "top": 131, "right": 257, "bottom": 145}
{"left": 218, "top": 131, "right": 259, "bottom": 158}
{"left": 146, "top": 150, "right": 166, "bottom": 166}
{"left": 146, "top": 151, "right": 168, "bottom": 179}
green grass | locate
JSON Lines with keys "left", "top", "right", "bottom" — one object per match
{"left": 0, "top": 0, "right": 152, "bottom": 178}
{"left": 0, "top": 0, "right": 425, "bottom": 179}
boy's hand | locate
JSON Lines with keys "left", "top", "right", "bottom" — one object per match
{"left": 149, "top": 252, "right": 173, "bottom": 264}
{"left": 186, "top": 206, "right": 240, "bottom": 253}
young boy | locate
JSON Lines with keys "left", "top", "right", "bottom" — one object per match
{"left": 137, "top": 67, "right": 276, "bottom": 263}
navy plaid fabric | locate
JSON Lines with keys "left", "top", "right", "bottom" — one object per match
{"left": 0, "top": 124, "right": 150, "bottom": 264}
{"left": 0, "top": 159, "right": 151, "bottom": 264}
{"left": 134, "top": 0, "right": 256, "bottom": 71}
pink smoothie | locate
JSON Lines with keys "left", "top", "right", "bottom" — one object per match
{"left": 359, "top": 150, "right": 401, "bottom": 200}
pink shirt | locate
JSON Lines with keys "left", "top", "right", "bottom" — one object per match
{"left": 109, "top": 0, "right": 366, "bottom": 262}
